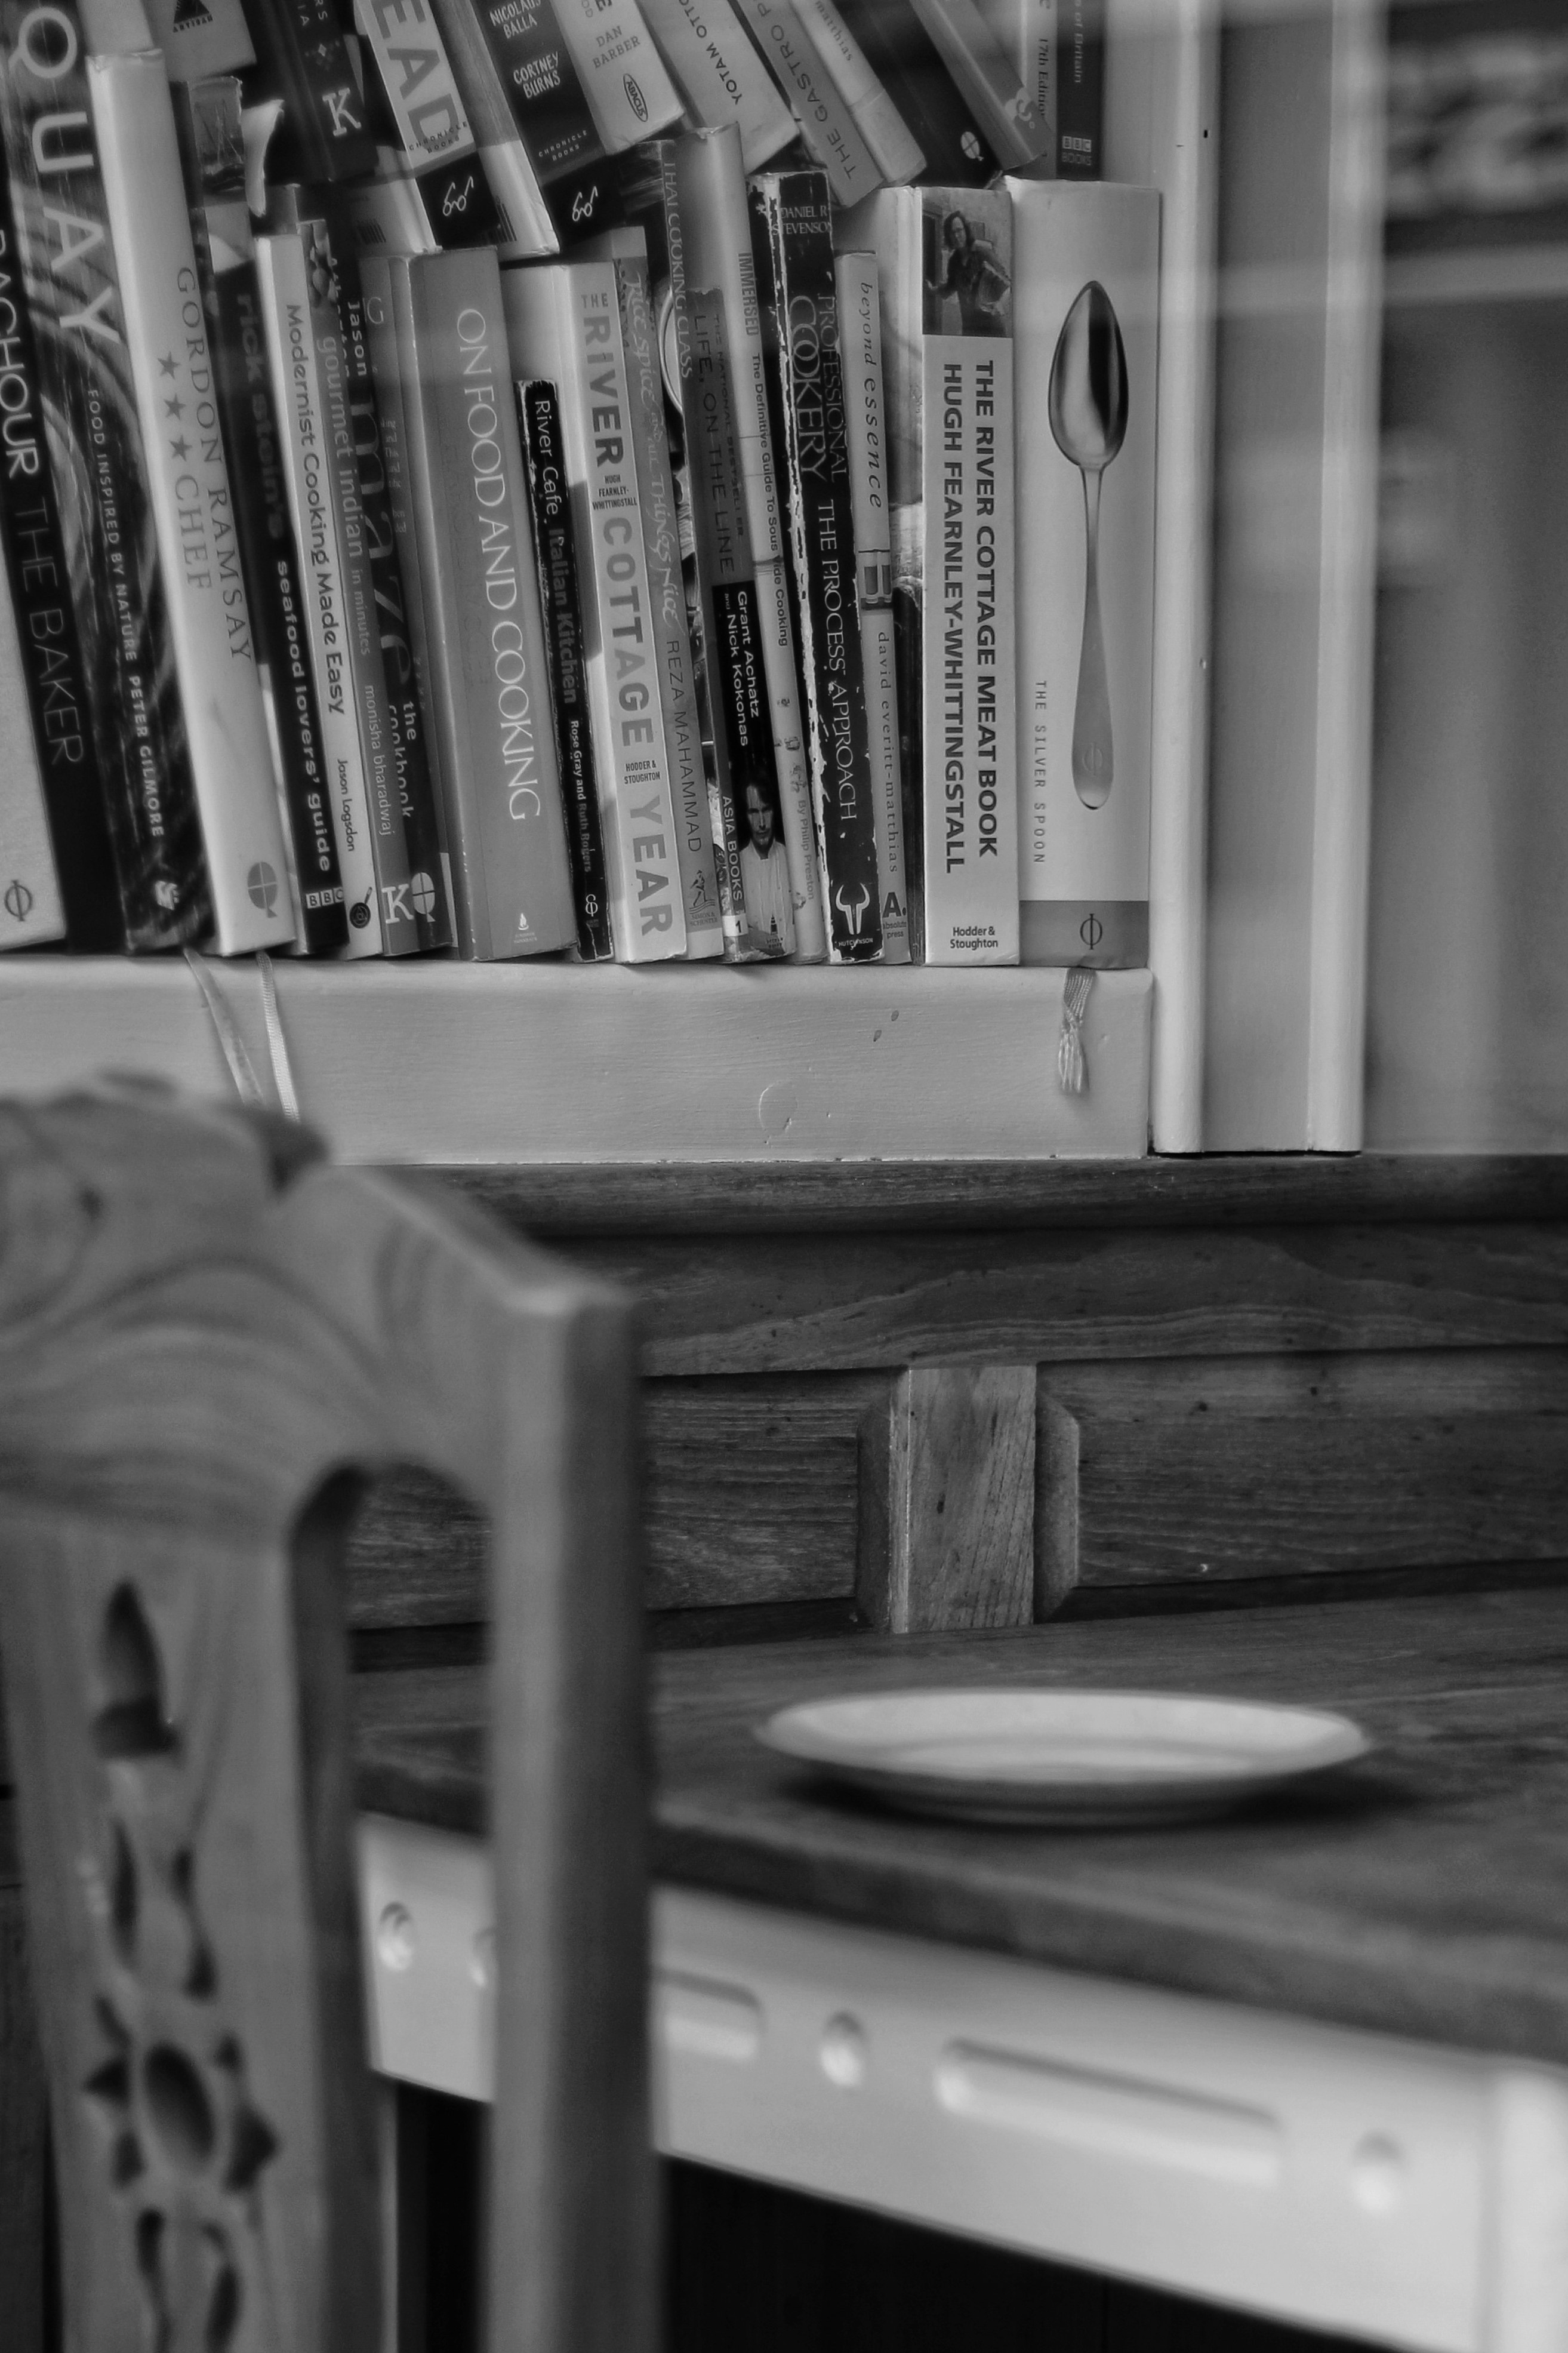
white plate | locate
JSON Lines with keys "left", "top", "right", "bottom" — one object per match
{"left": 755, "top": 1688, "right": 1373, "bottom": 1826}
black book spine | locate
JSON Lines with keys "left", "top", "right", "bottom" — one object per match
{"left": 178, "top": 84, "right": 347, "bottom": 951}
{"left": 517, "top": 378, "right": 614, "bottom": 959}
{"left": 458, "top": 0, "right": 620, "bottom": 240}
{"left": 684, "top": 287, "right": 778, "bottom": 956}
{"left": 247, "top": 0, "right": 379, "bottom": 184}
{"left": 0, "top": 0, "right": 210, "bottom": 951}
{"left": 1056, "top": 0, "right": 1104, "bottom": 177}
{"left": 0, "top": 177, "right": 118, "bottom": 946}
{"left": 331, "top": 227, "right": 454, "bottom": 951}
{"left": 757, "top": 171, "right": 880, "bottom": 961}
{"left": 831, "top": 0, "right": 999, "bottom": 185}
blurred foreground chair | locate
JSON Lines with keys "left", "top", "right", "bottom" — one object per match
{"left": 0, "top": 1085, "right": 651, "bottom": 2353}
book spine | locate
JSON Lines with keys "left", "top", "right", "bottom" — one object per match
{"left": 975, "top": 0, "right": 1055, "bottom": 153}
{"left": 836, "top": 248, "right": 909, "bottom": 961}
{"left": 910, "top": 0, "right": 1046, "bottom": 171}
{"left": 1055, "top": 0, "right": 1102, "bottom": 178}
{"left": 791, "top": 0, "right": 925, "bottom": 186}
{"left": 635, "top": 0, "right": 796, "bottom": 171}
{"left": 0, "top": 4, "right": 214, "bottom": 951}
{"left": 830, "top": 0, "right": 999, "bottom": 184}
{"left": 396, "top": 247, "right": 577, "bottom": 958}
{"left": 756, "top": 172, "right": 880, "bottom": 961}
{"left": 674, "top": 125, "right": 827, "bottom": 959}
{"left": 332, "top": 229, "right": 455, "bottom": 950}
{"left": 608, "top": 239, "right": 723, "bottom": 955}
{"left": 90, "top": 51, "right": 295, "bottom": 955}
{"left": 357, "top": 252, "right": 458, "bottom": 932}
{"left": 141, "top": 0, "right": 255, "bottom": 84}
{"left": 247, "top": 0, "right": 379, "bottom": 182}
{"left": 917, "top": 187, "right": 1018, "bottom": 964}
{"left": 256, "top": 231, "right": 384, "bottom": 951}
{"left": 422, "top": 0, "right": 560, "bottom": 254}
{"left": 1010, "top": 179, "right": 1155, "bottom": 969}
{"left": 433, "top": 0, "right": 621, "bottom": 244}
{"left": 352, "top": 0, "right": 510, "bottom": 250}
{"left": 517, "top": 376, "right": 614, "bottom": 958}
{"left": 503, "top": 260, "right": 688, "bottom": 960}
{"left": 683, "top": 288, "right": 783, "bottom": 956}
{"left": 0, "top": 551, "right": 64, "bottom": 948}
{"left": 180, "top": 79, "right": 347, "bottom": 953}
{"left": 724, "top": 0, "right": 879, "bottom": 206}
{"left": 0, "top": 149, "right": 118, "bottom": 946}
{"left": 547, "top": 0, "right": 683, "bottom": 153}
{"left": 291, "top": 211, "right": 421, "bottom": 955}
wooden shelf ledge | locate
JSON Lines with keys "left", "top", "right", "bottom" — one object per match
{"left": 0, "top": 958, "right": 1151, "bottom": 1165}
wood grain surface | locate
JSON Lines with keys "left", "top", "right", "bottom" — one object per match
{"left": 888, "top": 1367, "right": 1036, "bottom": 1632}
{"left": 559, "top": 1223, "right": 1568, "bottom": 1379}
{"left": 449, "top": 1155, "right": 1568, "bottom": 1237}
{"left": 352, "top": 1588, "right": 1568, "bottom": 2067}
{"left": 1037, "top": 1350, "right": 1568, "bottom": 1601}
{"left": 0, "top": 1090, "right": 654, "bottom": 2353}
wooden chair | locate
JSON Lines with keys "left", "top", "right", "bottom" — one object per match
{"left": 0, "top": 1084, "right": 651, "bottom": 2353}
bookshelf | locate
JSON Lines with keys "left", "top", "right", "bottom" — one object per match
{"left": 0, "top": 959, "right": 1152, "bottom": 1162}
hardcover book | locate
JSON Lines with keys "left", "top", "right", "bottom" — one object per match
{"left": 353, "top": 0, "right": 509, "bottom": 250}
{"left": 0, "top": 550, "right": 63, "bottom": 949}
{"left": 837, "top": 183, "right": 1019, "bottom": 964}
{"left": 517, "top": 376, "right": 614, "bottom": 958}
{"left": 415, "top": 0, "right": 557, "bottom": 254}
{"left": 501, "top": 259, "right": 689, "bottom": 961}
{"left": 245, "top": 0, "right": 378, "bottom": 183}
{"left": 636, "top": 0, "right": 796, "bottom": 172}
{"left": 1008, "top": 177, "right": 1157, "bottom": 969}
{"left": 828, "top": 0, "right": 1000, "bottom": 186}
{"left": 179, "top": 78, "right": 347, "bottom": 953}
{"left": 90, "top": 48, "right": 296, "bottom": 955}
{"left": 673, "top": 126, "right": 825, "bottom": 956}
{"left": 0, "top": 0, "right": 210, "bottom": 951}
{"left": 0, "top": 133, "right": 118, "bottom": 946}
{"left": 753, "top": 170, "right": 881, "bottom": 961}
{"left": 836, "top": 247, "right": 910, "bottom": 961}
{"left": 256, "top": 226, "right": 384, "bottom": 951}
{"left": 792, "top": 0, "right": 925, "bottom": 187}
{"left": 911, "top": 0, "right": 1046, "bottom": 171}
{"left": 390, "top": 246, "right": 577, "bottom": 958}
{"left": 582, "top": 224, "right": 724, "bottom": 955}
{"left": 726, "top": 0, "right": 878, "bottom": 205}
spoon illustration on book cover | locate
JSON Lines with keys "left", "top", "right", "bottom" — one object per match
{"left": 1048, "top": 280, "right": 1129, "bottom": 809}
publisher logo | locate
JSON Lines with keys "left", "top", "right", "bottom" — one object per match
{"left": 625, "top": 74, "right": 648, "bottom": 122}
{"left": 1079, "top": 911, "right": 1103, "bottom": 951}
{"left": 3, "top": 878, "right": 32, "bottom": 922}
{"left": 961, "top": 130, "right": 982, "bottom": 161}
{"left": 411, "top": 871, "right": 437, "bottom": 918}
{"left": 834, "top": 880, "right": 871, "bottom": 938}
{"left": 247, "top": 862, "right": 280, "bottom": 915}
{"left": 350, "top": 893, "right": 374, "bottom": 930}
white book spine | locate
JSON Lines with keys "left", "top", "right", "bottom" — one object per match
{"left": 424, "top": 0, "right": 557, "bottom": 256}
{"left": 353, "top": 0, "right": 477, "bottom": 170}
{"left": 1009, "top": 180, "right": 1158, "bottom": 973}
{"left": 836, "top": 250, "right": 910, "bottom": 962}
{"left": 674, "top": 128, "right": 783, "bottom": 568}
{"left": 722, "top": 0, "right": 880, "bottom": 205}
{"left": 255, "top": 234, "right": 383, "bottom": 953}
{"left": 920, "top": 329, "right": 1018, "bottom": 963}
{"left": 89, "top": 51, "right": 295, "bottom": 956}
{"left": 792, "top": 0, "right": 925, "bottom": 185}
{"left": 0, "top": 556, "right": 64, "bottom": 951}
{"left": 976, "top": 0, "right": 1056, "bottom": 136}
{"left": 637, "top": 0, "right": 797, "bottom": 170}
{"left": 502, "top": 264, "right": 688, "bottom": 961}
{"left": 549, "top": 0, "right": 685, "bottom": 150}
{"left": 345, "top": 170, "right": 442, "bottom": 257}
{"left": 911, "top": 0, "right": 1047, "bottom": 168}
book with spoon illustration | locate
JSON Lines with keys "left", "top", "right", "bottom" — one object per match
{"left": 1009, "top": 179, "right": 1159, "bottom": 971}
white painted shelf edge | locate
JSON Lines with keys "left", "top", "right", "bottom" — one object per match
{"left": 0, "top": 959, "right": 1152, "bottom": 1164}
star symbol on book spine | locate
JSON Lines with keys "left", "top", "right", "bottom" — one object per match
{"left": 170, "top": 435, "right": 190, "bottom": 461}
{"left": 164, "top": 394, "right": 185, "bottom": 419}
{"left": 158, "top": 352, "right": 178, "bottom": 378}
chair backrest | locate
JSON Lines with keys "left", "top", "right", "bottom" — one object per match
{"left": 0, "top": 1085, "right": 651, "bottom": 2353}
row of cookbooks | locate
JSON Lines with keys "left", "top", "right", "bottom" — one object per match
{"left": 0, "top": 0, "right": 1163, "bottom": 976}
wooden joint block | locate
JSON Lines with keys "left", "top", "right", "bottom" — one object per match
{"left": 886, "top": 1365, "right": 1038, "bottom": 1634}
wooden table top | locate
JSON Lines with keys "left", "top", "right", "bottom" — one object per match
{"left": 353, "top": 1586, "right": 1568, "bottom": 2068}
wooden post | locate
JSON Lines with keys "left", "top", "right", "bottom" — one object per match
{"left": 885, "top": 1366, "right": 1037, "bottom": 1634}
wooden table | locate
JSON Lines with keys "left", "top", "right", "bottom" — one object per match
{"left": 354, "top": 1585, "right": 1568, "bottom": 2353}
